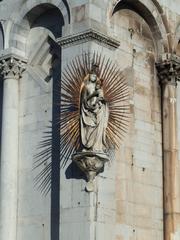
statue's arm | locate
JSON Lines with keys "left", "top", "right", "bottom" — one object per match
{"left": 87, "top": 90, "right": 99, "bottom": 101}
{"left": 81, "top": 87, "right": 90, "bottom": 109}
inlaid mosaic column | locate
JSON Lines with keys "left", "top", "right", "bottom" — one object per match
{"left": 156, "top": 54, "right": 180, "bottom": 240}
{"left": 0, "top": 56, "right": 26, "bottom": 240}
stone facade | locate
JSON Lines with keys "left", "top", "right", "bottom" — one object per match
{"left": 0, "top": 1, "right": 180, "bottom": 240}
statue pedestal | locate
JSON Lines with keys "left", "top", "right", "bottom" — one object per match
{"left": 72, "top": 151, "right": 109, "bottom": 192}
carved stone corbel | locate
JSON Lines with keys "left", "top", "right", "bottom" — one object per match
{"left": 72, "top": 152, "right": 109, "bottom": 192}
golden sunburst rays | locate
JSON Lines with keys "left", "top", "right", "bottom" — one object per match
{"left": 103, "top": 69, "right": 130, "bottom": 149}
{"left": 33, "top": 52, "right": 130, "bottom": 195}
{"left": 33, "top": 123, "right": 53, "bottom": 195}
{"left": 60, "top": 52, "right": 130, "bottom": 165}
{"left": 60, "top": 53, "right": 92, "bottom": 168}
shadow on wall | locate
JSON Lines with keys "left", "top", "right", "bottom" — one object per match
{"left": 0, "top": 23, "right": 4, "bottom": 168}
{"left": 34, "top": 51, "right": 130, "bottom": 187}
{"left": 0, "top": 77, "right": 3, "bottom": 167}
{"left": 176, "top": 40, "right": 180, "bottom": 56}
{"left": 65, "top": 161, "right": 86, "bottom": 180}
{"left": 26, "top": 5, "right": 64, "bottom": 240}
{"left": 50, "top": 37, "right": 62, "bottom": 240}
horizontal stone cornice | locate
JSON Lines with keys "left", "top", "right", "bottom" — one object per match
{"left": 57, "top": 29, "right": 120, "bottom": 49}
{"left": 0, "top": 48, "right": 27, "bottom": 62}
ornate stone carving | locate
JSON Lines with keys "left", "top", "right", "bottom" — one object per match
{"left": 72, "top": 152, "right": 109, "bottom": 192}
{"left": 58, "top": 53, "right": 129, "bottom": 192}
{"left": 0, "top": 56, "right": 26, "bottom": 79}
{"left": 72, "top": 64, "right": 109, "bottom": 192}
{"left": 33, "top": 53, "right": 130, "bottom": 194}
{"left": 156, "top": 54, "right": 180, "bottom": 85}
{"left": 58, "top": 29, "right": 120, "bottom": 49}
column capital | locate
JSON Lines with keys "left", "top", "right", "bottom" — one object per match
{"left": 156, "top": 54, "right": 180, "bottom": 86}
{"left": 0, "top": 55, "right": 27, "bottom": 80}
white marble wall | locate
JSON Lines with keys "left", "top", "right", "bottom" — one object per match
{"left": 0, "top": 1, "right": 179, "bottom": 240}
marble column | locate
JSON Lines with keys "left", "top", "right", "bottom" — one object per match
{"left": 156, "top": 54, "right": 180, "bottom": 240}
{"left": 0, "top": 56, "right": 26, "bottom": 240}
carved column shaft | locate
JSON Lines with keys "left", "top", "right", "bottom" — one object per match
{"left": 0, "top": 56, "right": 26, "bottom": 240}
{"left": 156, "top": 55, "right": 180, "bottom": 240}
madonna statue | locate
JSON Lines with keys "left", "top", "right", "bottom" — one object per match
{"left": 72, "top": 64, "right": 109, "bottom": 191}
{"left": 80, "top": 64, "right": 109, "bottom": 152}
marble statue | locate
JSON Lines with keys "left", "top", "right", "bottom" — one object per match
{"left": 80, "top": 64, "right": 109, "bottom": 153}
{"left": 72, "top": 64, "right": 109, "bottom": 192}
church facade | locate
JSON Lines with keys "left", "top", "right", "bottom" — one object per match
{"left": 0, "top": 1, "right": 180, "bottom": 240}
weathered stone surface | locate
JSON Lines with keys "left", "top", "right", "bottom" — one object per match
{"left": 0, "top": 1, "right": 180, "bottom": 240}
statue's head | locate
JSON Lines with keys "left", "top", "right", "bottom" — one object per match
{"left": 90, "top": 64, "right": 99, "bottom": 82}
{"left": 90, "top": 74, "right": 97, "bottom": 83}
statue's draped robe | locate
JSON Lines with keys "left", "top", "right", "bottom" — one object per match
{"left": 80, "top": 76, "right": 109, "bottom": 152}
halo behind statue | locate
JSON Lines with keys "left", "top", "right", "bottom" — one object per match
{"left": 60, "top": 52, "right": 130, "bottom": 168}
{"left": 33, "top": 52, "right": 130, "bottom": 194}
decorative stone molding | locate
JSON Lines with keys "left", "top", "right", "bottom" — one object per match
{"left": 72, "top": 152, "right": 109, "bottom": 192}
{"left": 0, "top": 56, "right": 26, "bottom": 79}
{"left": 156, "top": 54, "right": 180, "bottom": 85}
{"left": 57, "top": 29, "right": 120, "bottom": 49}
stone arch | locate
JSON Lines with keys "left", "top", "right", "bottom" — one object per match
{"left": 110, "top": 0, "right": 170, "bottom": 58}
{"left": 15, "top": 0, "right": 70, "bottom": 24}
{"left": 7, "top": 0, "right": 70, "bottom": 55}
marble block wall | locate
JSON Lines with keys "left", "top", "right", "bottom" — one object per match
{"left": 0, "top": 1, "right": 180, "bottom": 240}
